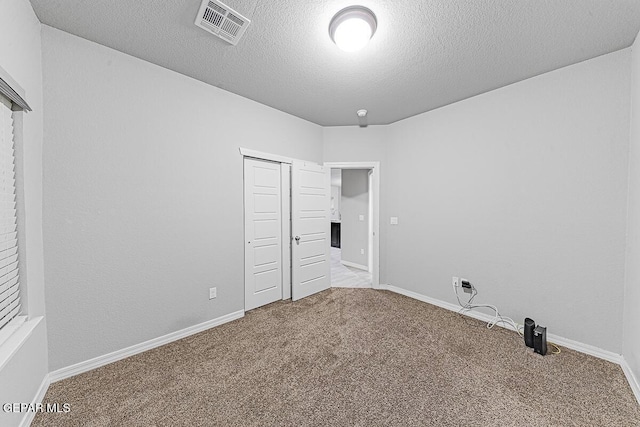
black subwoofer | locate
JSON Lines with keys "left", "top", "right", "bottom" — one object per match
{"left": 534, "top": 326, "right": 547, "bottom": 356}
{"left": 524, "top": 318, "right": 535, "bottom": 348}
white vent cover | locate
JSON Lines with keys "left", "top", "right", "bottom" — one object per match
{"left": 195, "top": 0, "right": 251, "bottom": 45}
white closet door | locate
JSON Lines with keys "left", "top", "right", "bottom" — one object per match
{"left": 244, "top": 158, "right": 282, "bottom": 310}
{"left": 291, "top": 161, "right": 330, "bottom": 301}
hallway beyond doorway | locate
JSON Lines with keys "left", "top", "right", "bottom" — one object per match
{"left": 330, "top": 247, "right": 371, "bottom": 288}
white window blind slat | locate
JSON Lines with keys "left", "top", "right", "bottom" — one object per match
{"left": 0, "top": 216, "right": 16, "bottom": 225}
{"left": 0, "top": 189, "right": 15, "bottom": 197}
{"left": 0, "top": 99, "right": 20, "bottom": 331}
{"left": 0, "top": 261, "right": 19, "bottom": 279}
{"left": 0, "top": 202, "right": 16, "bottom": 211}
{"left": 0, "top": 226, "right": 16, "bottom": 237}
{"left": 0, "top": 231, "right": 17, "bottom": 242}
{"left": 0, "top": 281, "right": 18, "bottom": 305}
{"left": 0, "top": 302, "right": 20, "bottom": 330}
{"left": 0, "top": 246, "right": 17, "bottom": 263}
{"left": 0, "top": 216, "right": 15, "bottom": 226}
{"left": 0, "top": 292, "right": 19, "bottom": 320}
{"left": 0, "top": 275, "right": 18, "bottom": 295}
{"left": 0, "top": 253, "right": 18, "bottom": 270}
{"left": 0, "top": 239, "right": 17, "bottom": 253}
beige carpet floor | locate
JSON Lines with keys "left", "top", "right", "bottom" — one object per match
{"left": 33, "top": 289, "right": 640, "bottom": 426}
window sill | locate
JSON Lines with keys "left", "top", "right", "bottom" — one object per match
{"left": 0, "top": 315, "right": 42, "bottom": 372}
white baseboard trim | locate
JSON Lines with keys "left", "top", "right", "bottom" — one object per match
{"left": 341, "top": 260, "right": 368, "bottom": 271}
{"left": 49, "top": 310, "right": 244, "bottom": 383}
{"left": 379, "top": 284, "right": 623, "bottom": 364}
{"left": 547, "top": 334, "right": 622, "bottom": 364}
{"left": 620, "top": 359, "right": 640, "bottom": 405}
{"left": 19, "top": 374, "right": 50, "bottom": 427}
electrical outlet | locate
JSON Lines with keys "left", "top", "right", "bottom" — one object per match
{"left": 390, "top": 217, "right": 398, "bottom": 225}
{"left": 209, "top": 287, "right": 217, "bottom": 300}
{"left": 452, "top": 277, "right": 459, "bottom": 290}
{"left": 359, "top": 214, "right": 365, "bottom": 221}
{"left": 360, "top": 248, "right": 365, "bottom": 255}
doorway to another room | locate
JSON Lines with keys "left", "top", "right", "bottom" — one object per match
{"left": 329, "top": 167, "right": 374, "bottom": 289}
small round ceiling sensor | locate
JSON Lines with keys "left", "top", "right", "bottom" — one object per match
{"left": 357, "top": 109, "right": 368, "bottom": 117}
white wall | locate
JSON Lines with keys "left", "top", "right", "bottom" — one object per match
{"left": 340, "top": 169, "right": 369, "bottom": 267}
{"left": 623, "top": 32, "right": 640, "bottom": 389}
{"left": 41, "top": 27, "right": 323, "bottom": 371}
{"left": 324, "top": 49, "right": 631, "bottom": 353}
{"left": 0, "top": 0, "right": 48, "bottom": 425}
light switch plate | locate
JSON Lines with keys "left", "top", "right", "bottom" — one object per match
{"left": 390, "top": 217, "right": 398, "bottom": 225}
{"left": 359, "top": 214, "right": 364, "bottom": 221}
{"left": 209, "top": 287, "right": 217, "bottom": 300}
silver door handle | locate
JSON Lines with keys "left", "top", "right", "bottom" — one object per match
{"left": 295, "top": 236, "right": 301, "bottom": 244}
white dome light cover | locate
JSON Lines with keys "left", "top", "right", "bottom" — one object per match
{"left": 329, "top": 6, "right": 377, "bottom": 52}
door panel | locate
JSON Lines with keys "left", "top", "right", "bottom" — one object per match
{"left": 254, "top": 219, "right": 279, "bottom": 239}
{"left": 254, "top": 193, "right": 279, "bottom": 212}
{"left": 298, "top": 217, "right": 326, "bottom": 236}
{"left": 299, "top": 194, "right": 326, "bottom": 211}
{"left": 254, "top": 244, "right": 279, "bottom": 266}
{"left": 292, "top": 161, "right": 330, "bottom": 301}
{"left": 245, "top": 158, "right": 282, "bottom": 310}
{"left": 299, "top": 259, "right": 327, "bottom": 283}
{"left": 254, "top": 268, "right": 280, "bottom": 292}
{"left": 299, "top": 238, "right": 327, "bottom": 260}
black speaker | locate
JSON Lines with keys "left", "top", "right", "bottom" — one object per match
{"left": 534, "top": 326, "right": 547, "bottom": 356}
{"left": 524, "top": 318, "right": 535, "bottom": 348}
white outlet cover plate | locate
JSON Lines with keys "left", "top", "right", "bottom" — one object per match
{"left": 390, "top": 217, "right": 398, "bottom": 225}
{"left": 359, "top": 215, "right": 364, "bottom": 221}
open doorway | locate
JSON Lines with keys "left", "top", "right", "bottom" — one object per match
{"left": 326, "top": 162, "right": 380, "bottom": 289}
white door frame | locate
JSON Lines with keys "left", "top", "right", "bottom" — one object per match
{"left": 324, "top": 162, "right": 381, "bottom": 289}
{"left": 368, "top": 170, "right": 373, "bottom": 274}
{"left": 281, "top": 164, "right": 291, "bottom": 300}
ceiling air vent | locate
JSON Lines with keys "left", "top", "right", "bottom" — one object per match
{"left": 195, "top": 0, "right": 251, "bottom": 45}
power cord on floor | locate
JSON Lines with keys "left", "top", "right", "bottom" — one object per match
{"left": 454, "top": 282, "right": 561, "bottom": 355}
{"left": 454, "top": 283, "right": 520, "bottom": 332}
{"left": 549, "top": 342, "right": 561, "bottom": 354}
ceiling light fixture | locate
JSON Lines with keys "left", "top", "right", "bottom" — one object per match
{"left": 329, "top": 6, "right": 377, "bottom": 52}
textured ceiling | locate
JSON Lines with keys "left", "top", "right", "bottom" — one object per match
{"left": 30, "top": 1, "right": 640, "bottom": 126}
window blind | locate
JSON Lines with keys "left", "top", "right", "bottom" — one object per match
{"left": 0, "top": 76, "right": 31, "bottom": 112}
{"left": 0, "top": 95, "right": 20, "bottom": 330}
